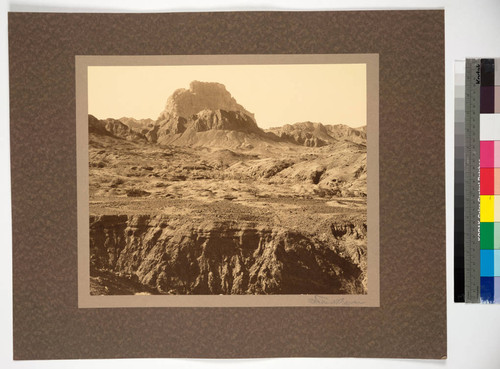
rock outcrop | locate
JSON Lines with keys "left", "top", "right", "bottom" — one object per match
{"left": 158, "top": 80, "right": 255, "bottom": 122}
{"left": 90, "top": 215, "right": 367, "bottom": 295}
{"left": 151, "top": 81, "right": 267, "bottom": 147}
{"left": 325, "top": 124, "right": 366, "bottom": 143}
{"left": 266, "top": 121, "right": 366, "bottom": 147}
{"left": 154, "top": 108, "right": 264, "bottom": 147}
{"left": 118, "top": 117, "right": 154, "bottom": 134}
{"left": 88, "top": 115, "right": 147, "bottom": 142}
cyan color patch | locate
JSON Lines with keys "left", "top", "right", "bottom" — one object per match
{"left": 481, "top": 250, "right": 494, "bottom": 276}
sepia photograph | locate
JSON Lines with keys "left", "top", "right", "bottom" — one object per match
{"left": 77, "top": 55, "right": 378, "bottom": 306}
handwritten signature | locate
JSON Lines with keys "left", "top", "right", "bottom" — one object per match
{"left": 308, "top": 295, "right": 367, "bottom": 306}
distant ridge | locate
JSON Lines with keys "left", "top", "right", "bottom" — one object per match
{"left": 89, "top": 81, "right": 366, "bottom": 149}
{"left": 88, "top": 115, "right": 147, "bottom": 142}
{"left": 266, "top": 122, "right": 366, "bottom": 147}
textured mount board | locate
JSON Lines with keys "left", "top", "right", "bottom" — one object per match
{"left": 9, "top": 11, "right": 445, "bottom": 359}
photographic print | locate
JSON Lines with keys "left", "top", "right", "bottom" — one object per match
{"left": 76, "top": 54, "right": 379, "bottom": 307}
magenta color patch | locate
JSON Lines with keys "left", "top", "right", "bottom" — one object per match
{"left": 481, "top": 141, "right": 495, "bottom": 168}
{"left": 495, "top": 141, "right": 500, "bottom": 167}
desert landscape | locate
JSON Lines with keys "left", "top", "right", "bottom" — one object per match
{"left": 89, "top": 80, "right": 367, "bottom": 295}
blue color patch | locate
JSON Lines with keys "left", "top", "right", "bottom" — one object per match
{"left": 481, "top": 277, "right": 495, "bottom": 303}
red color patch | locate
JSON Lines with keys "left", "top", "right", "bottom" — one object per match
{"left": 481, "top": 168, "right": 495, "bottom": 195}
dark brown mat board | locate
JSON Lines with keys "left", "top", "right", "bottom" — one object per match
{"left": 9, "top": 10, "right": 445, "bottom": 359}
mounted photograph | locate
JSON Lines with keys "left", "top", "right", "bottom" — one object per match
{"left": 76, "top": 54, "right": 379, "bottom": 307}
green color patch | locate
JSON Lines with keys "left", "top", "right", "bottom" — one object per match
{"left": 481, "top": 222, "right": 494, "bottom": 249}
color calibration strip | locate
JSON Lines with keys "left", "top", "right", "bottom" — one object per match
{"left": 455, "top": 61, "right": 465, "bottom": 302}
{"left": 458, "top": 58, "right": 500, "bottom": 303}
{"left": 479, "top": 59, "right": 500, "bottom": 303}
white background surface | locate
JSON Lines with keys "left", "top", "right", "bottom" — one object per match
{"left": 1, "top": 0, "right": 500, "bottom": 368}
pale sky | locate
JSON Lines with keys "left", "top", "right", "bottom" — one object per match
{"left": 88, "top": 64, "right": 366, "bottom": 129}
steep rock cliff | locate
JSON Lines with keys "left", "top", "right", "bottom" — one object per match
{"left": 90, "top": 215, "right": 367, "bottom": 295}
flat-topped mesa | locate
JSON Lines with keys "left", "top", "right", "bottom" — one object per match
{"left": 152, "top": 81, "right": 264, "bottom": 145}
{"left": 158, "top": 81, "right": 256, "bottom": 122}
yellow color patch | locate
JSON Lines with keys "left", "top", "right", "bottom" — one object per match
{"left": 481, "top": 195, "right": 495, "bottom": 222}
